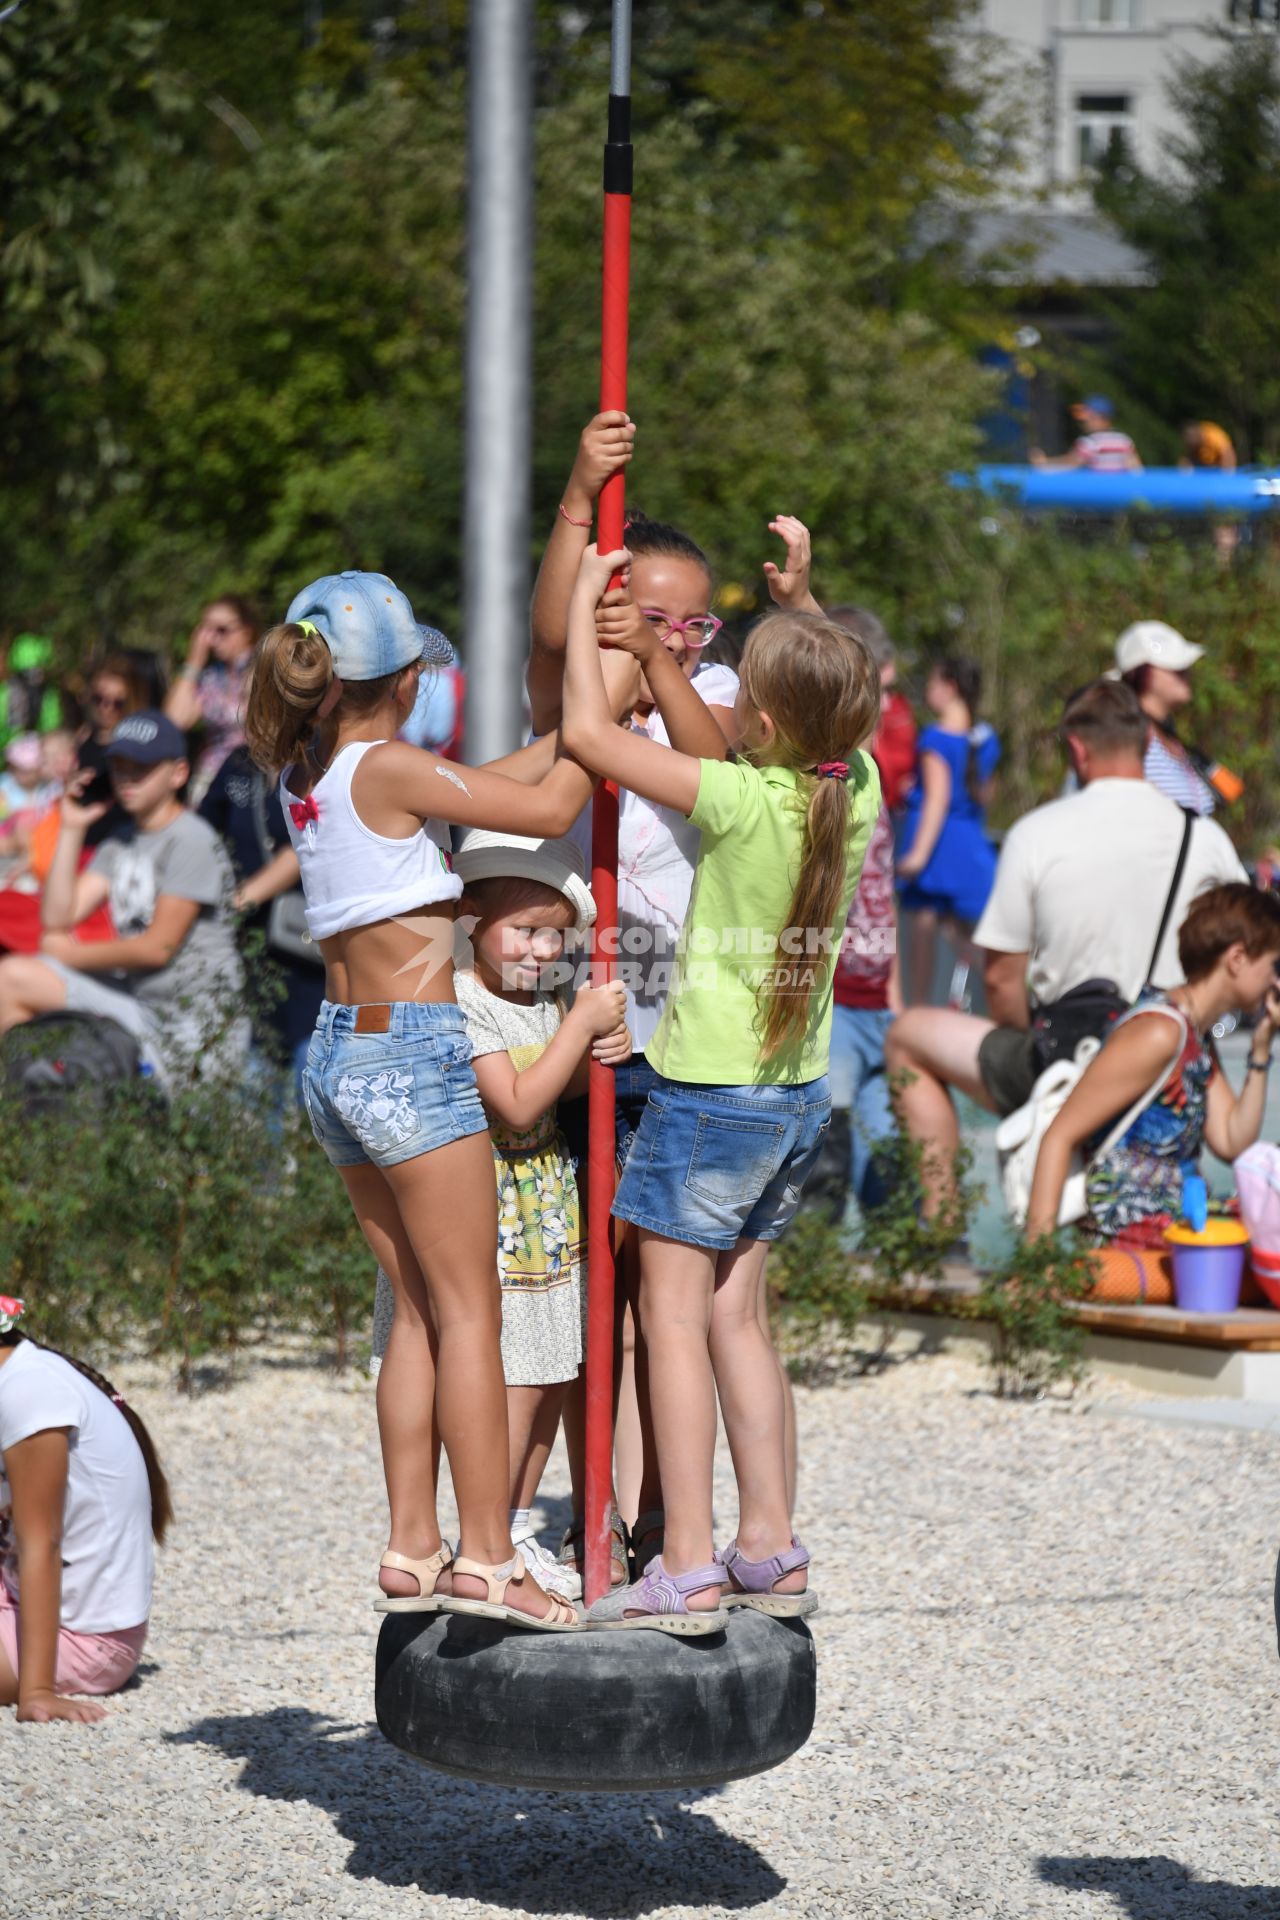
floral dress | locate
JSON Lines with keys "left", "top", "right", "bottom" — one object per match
{"left": 1083, "top": 991, "right": 1215, "bottom": 1249}
{"left": 454, "top": 969, "right": 585, "bottom": 1386}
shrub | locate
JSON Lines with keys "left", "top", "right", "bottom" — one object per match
{"left": 0, "top": 1059, "right": 374, "bottom": 1387}
{"left": 977, "top": 1230, "right": 1095, "bottom": 1399}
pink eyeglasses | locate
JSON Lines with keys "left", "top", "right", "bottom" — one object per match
{"left": 641, "top": 611, "right": 724, "bottom": 650}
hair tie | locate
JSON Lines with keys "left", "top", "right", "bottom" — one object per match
{"left": 296, "top": 618, "right": 322, "bottom": 639}
{"left": 814, "top": 761, "right": 850, "bottom": 782}
{"left": 110, "top": 1392, "right": 126, "bottom": 1408}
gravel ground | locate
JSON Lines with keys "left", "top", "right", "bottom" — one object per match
{"left": 3, "top": 1341, "right": 1279, "bottom": 1920}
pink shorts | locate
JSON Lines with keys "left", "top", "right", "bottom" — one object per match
{"left": 0, "top": 1580, "right": 147, "bottom": 1696}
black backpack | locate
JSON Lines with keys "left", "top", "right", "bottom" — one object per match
{"left": 1, "top": 1013, "right": 142, "bottom": 1114}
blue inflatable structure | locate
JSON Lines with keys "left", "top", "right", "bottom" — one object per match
{"left": 958, "top": 466, "right": 1280, "bottom": 517}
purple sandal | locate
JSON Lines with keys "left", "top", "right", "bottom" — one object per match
{"left": 721, "top": 1537, "right": 818, "bottom": 1618}
{"left": 586, "top": 1555, "right": 728, "bottom": 1636}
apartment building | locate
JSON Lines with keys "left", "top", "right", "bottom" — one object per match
{"left": 975, "top": 1, "right": 1272, "bottom": 202}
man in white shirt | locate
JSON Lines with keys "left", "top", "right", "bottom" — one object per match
{"left": 885, "top": 679, "right": 1246, "bottom": 1215}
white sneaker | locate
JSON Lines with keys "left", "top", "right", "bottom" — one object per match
{"left": 512, "top": 1525, "right": 582, "bottom": 1603}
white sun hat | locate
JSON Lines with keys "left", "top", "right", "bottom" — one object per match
{"left": 452, "top": 828, "right": 596, "bottom": 931}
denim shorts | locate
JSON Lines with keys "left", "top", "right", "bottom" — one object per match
{"left": 301, "top": 1000, "right": 488, "bottom": 1171}
{"left": 612, "top": 1073, "right": 831, "bottom": 1251}
{"left": 615, "top": 1053, "right": 660, "bottom": 1170}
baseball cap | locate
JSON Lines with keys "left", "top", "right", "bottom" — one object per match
{"left": 453, "top": 828, "right": 596, "bottom": 932}
{"left": 106, "top": 710, "right": 188, "bottom": 765}
{"left": 1114, "top": 621, "right": 1204, "bottom": 676}
{"left": 1072, "top": 395, "right": 1114, "bottom": 420}
{"left": 284, "top": 571, "right": 454, "bottom": 682}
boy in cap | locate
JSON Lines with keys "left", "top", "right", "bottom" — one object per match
{"left": 1030, "top": 395, "right": 1142, "bottom": 473}
{"left": 0, "top": 710, "right": 248, "bottom": 1089}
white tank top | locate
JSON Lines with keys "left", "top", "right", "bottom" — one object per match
{"left": 280, "top": 741, "right": 462, "bottom": 939}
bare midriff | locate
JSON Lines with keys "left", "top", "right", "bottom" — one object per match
{"left": 317, "top": 902, "right": 458, "bottom": 1006}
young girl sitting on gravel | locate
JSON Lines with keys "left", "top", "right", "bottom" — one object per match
{"left": 247, "top": 569, "right": 637, "bottom": 1631}
{"left": 0, "top": 1296, "right": 171, "bottom": 1722}
{"left": 450, "top": 827, "right": 631, "bottom": 1599}
{"left": 562, "top": 545, "right": 881, "bottom": 1634}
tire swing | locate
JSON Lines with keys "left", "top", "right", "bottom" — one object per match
{"left": 376, "top": 0, "right": 816, "bottom": 1792}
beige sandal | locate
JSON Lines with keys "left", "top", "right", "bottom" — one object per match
{"left": 442, "top": 1548, "right": 581, "bottom": 1632}
{"left": 373, "top": 1544, "right": 453, "bottom": 1614}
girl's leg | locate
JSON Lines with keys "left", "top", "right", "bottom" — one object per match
{"left": 906, "top": 907, "right": 938, "bottom": 1009}
{"left": 615, "top": 1224, "right": 663, "bottom": 1531}
{"left": 339, "top": 1165, "right": 444, "bottom": 1601}
{"left": 0, "top": 954, "right": 68, "bottom": 1030}
{"left": 709, "top": 1238, "right": 804, "bottom": 1593}
{"left": 507, "top": 1382, "right": 568, "bottom": 1511}
{"left": 0, "top": 1638, "right": 17, "bottom": 1707}
{"left": 636, "top": 1228, "right": 720, "bottom": 1610}
{"left": 375, "top": 1134, "right": 559, "bottom": 1621}
{"left": 613, "top": 1299, "right": 643, "bottom": 1526}
{"left": 755, "top": 1258, "right": 797, "bottom": 1514}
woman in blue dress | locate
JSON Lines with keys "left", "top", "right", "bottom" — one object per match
{"left": 897, "top": 657, "right": 999, "bottom": 1005}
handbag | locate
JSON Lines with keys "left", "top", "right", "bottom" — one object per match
{"left": 250, "top": 778, "right": 323, "bottom": 968}
{"left": 1030, "top": 806, "right": 1194, "bottom": 1071}
{"left": 997, "top": 1005, "right": 1188, "bottom": 1228}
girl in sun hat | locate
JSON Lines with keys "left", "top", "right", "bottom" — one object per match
{"left": 446, "top": 827, "right": 630, "bottom": 1599}
{"left": 1114, "top": 620, "right": 1235, "bottom": 817}
{"left": 245, "top": 568, "right": 638, "bottom": 1629}
{"left": 0, "top": 1296, "right": 171, "bottom": 1723}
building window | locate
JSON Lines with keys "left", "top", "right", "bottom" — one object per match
{"left": 1075, "top": 93, "right": 1134, "bottom": 172}
{"left": 1073, "top": 0, "right": 1138, "bottom": 24}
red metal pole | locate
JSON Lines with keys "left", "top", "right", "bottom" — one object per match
{"left": 584, "top": 16, "right": 633, "bottom": 1610}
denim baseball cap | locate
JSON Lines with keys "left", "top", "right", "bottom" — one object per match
{"left": 106, "top": 710, "right": 188, "bottom": 765}
{"left": 285, "top": 571, "right": 453, "bottom": 682}
{"left": 1072, "top": 394, "right": 1114, "bottom": 419}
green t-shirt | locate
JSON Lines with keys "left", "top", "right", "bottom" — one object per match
{"left": 645, "top": 751, "right": 881, "bottom": 1086}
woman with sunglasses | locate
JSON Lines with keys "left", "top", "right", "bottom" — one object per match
{"left": 165, "top": 595, "right": 261, "bottom": 803}
{"left": 72, "top": 656, "right": 148, "bottom": 847}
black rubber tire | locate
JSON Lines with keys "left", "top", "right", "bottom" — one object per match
{"left": 375, "top": 1607, "right": 817, "bottom": 1792}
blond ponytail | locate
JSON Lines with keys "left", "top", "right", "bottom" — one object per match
{"left": 244, "top": 623, "right": 335, "bottom": 774}
{"left": 738, "top": 610, "right": 880, "bottom": 1061}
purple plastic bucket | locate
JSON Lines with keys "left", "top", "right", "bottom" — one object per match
{"left": 1170, "top": 1242, "right": 1247, "bottom": 1314}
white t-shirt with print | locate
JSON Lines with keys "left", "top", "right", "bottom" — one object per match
{"left": 0, "top": 1342, "right": 153, "bottom": 1634}
{"left": 973, "top": 776, "right": 1246, "bottom": 1007}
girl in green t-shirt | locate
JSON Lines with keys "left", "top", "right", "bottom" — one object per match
{"left": 562, "top": 545, "right": 881, "bottom": 1634}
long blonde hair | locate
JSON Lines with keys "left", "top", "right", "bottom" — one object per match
{"left": 738, "top": 611, "right": 881, "bottom": 1059}
{"left": 244, "top": 623, "right": 402, "bottom": 776}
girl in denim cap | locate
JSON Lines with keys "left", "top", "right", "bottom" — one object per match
{"left": 562, "top": 546, "right": 881, "bottom": 1633}
{"left": 245, "top": 570, "right": 636, "bottom": 1630}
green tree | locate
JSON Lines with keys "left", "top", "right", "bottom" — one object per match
{"left": 0, "top": 0, "right": 191, "bottom": 626}
{"left": 1095, "top": 30, "right": 1280, "bottom": 461}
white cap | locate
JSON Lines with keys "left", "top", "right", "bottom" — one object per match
{"left": 1114, "top": 621, "right": 1204, "bottom": 675}
{"left": 453, "top": 828, "right": 596, "bottom": 931}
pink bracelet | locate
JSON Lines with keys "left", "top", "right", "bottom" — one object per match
{"left": 558, "top": 502, "right": 593, "bottom": 528}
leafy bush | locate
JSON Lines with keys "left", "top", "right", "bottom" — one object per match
{"left": 766, "top": 1211, "right": 871, "bottom": 1381}
{"left": 767, "top": 1121, "right": 979, "bottom": 1379}
{"left": 977, "top": 1230, "right": 1095, "bottom": 1400}
{"left": 0, "top": 1064, "right": 375, "bottom": 1388}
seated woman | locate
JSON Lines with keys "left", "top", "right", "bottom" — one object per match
{"left": 1026, "top": 884, "right": 1280, "bottom": 1301}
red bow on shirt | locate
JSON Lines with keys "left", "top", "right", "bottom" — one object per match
{"left": 289, "top": 795, "right": 320, "bottom": 831}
